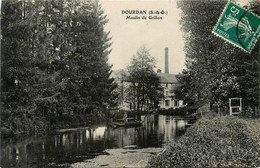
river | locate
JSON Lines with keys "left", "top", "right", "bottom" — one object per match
{"left": 1, "top": 114, "right": 190, "bottom": 168}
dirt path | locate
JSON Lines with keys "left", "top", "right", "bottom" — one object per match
{"left": 70, "top": 147, "right": 162, "bottom": 168}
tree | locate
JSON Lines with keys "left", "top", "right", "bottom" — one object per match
{"left": 172, "top": 71, "right": 193, "bottom": 106}
{"left": 1, "top": 0, "right": 42, "bottom": 118}
{"left": 176, "top": 0, "right": 260, "bottom": 116}
{"left": 233, "top": 0, "right": 260, "bottom": 113}
{"left": 176, "top": 0, "right": 252, "bottom": 109}
{"left": 1, "top": 0, "right": 118, "bottom": 133}
{"left": 60, "top": 0, "right": 117, "bottom": 114}
{"left": 126, "top": 46, "right": 163, "bottom": 111}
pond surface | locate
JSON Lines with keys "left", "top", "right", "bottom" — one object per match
{"left": 1, "top": 114, "right": 189, "bottom": 168}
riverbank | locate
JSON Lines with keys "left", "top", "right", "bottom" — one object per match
{"left": 1, "top": 108, "right": 191, "bottom": 139}
{"left": 70, "top": 147, "right": 162, "bottom": 168}
{"left": 147, "top": 115, "right": 260, "bottom": 167}
{"left": 1, "top": 114, "right": 188, "bottom": 168}
{"left": 1, "top": 113, "right": 108, "bottom": 139}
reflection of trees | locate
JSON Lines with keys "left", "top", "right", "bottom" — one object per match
{"left": 1, "top": 127, "right": 110, "bottom": 167}
{"left": 106, "top": 127, "right": 137, "bottom": 148}
{"left": 156, "top": 115, "right": 187, "bottom": 144}
{"left": 1, "top": 115, "right": 189, "bottom": 167}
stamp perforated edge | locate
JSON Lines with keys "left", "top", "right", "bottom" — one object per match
{"left": 212, "top": 1, "right": 260, "bottom": 53}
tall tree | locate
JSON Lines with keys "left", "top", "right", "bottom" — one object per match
{"left": 60, "top": 0, "right": 117, "bottom": 114}
{"left": 233, "top": 0, "right": 260, "bottom": 113}
{"left": 1, "top": 0, "right": 40, "bottom": 118}
{"left": 176, "top": 0, "right": 249, "bottom": 109}
{"left": 1, "top": 0, "right": 118, "bottom": 133}
{"left": 127, "top": 46, "right": 163, "bottom": 111}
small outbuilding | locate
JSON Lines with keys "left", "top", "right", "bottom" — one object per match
{"left": 188, "top": 100, "right": 211, "bottom": 114}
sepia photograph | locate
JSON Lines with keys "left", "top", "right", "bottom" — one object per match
{"left": 1, "top": 0, "right": 260, "bottom": 167}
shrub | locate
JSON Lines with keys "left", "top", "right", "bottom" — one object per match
{"left": 1, "top": 112, "right": 108, "bottom": 138}
{"left": 147, "top": 116, "right": 260, "bottom": 168}
{"left": 194, "top": 111, "right": 219, "bottom": 120}
{"left": 242, "top": 106, "right": 255, "bottom": 117}
{"left": 48, "top": 113, "right": 107, "bottom": 129}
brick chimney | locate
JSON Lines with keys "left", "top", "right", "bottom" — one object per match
{"left": 165, "top": 47, "right": 169, "bottom": 73}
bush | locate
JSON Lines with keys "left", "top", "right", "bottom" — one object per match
{"left": 147, "top": 116, "right": 260, "bottom": 168}
{"left": 48, "top": 112, "right": 107, "bottom": 129}
{"left": 193, "top": 111, "right": 219, "bottom": 120}
{"left": 1, "top": 112, "right": 108, "bottom": 138}
{"left": 242, "top": 106, "right": 255, "bottom": 117}
{"left": 1, "top": 126, "right": 14, "bottom": 138}
{"left": 157, "top": 107, "right": 187, "bottom": 115}
{"left": 112, "top": 110, "right": 151, "bottom": 120}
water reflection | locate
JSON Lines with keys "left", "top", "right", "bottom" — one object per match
{"left": 1, "top": 115, "right": 188, "bottom": 168}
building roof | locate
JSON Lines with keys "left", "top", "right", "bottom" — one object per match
{"left": 188, "top": 100, "right": 210, "bottom": 110}
{"left": 157, "top": 73, "right": 178, "bottom": 83}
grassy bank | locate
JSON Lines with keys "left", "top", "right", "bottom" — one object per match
{"left": 245, "top": 118, "right": 260, "bottom": 144}
{"left": 147, "top": 115, "right": 260, "bottom": 167}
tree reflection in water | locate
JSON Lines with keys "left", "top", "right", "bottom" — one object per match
{"left": 1, "top": 114, "right": 188, "bottom": 168}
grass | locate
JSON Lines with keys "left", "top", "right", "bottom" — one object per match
{"left": 147, "top": 115, "right": 260, "bottom": 168}
{"left": 244, "top": 118, "right": 260, "bottom": 144}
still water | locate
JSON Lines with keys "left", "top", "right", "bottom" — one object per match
{"left": 1, "top": 114, "right": 188, "bottom": 168}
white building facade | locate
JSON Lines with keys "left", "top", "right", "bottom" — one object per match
{"left": 157, "top": 72, "right": 184, "bottom": 109}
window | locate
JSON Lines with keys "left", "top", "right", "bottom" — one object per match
{"left": 166, "top": 84, "right": 168, "bottom": 88}
{"left": 174, "top": 100, "right": 178, "bottom": 106}
{"left": 166, "top": 91, "right": 168, "bottom": 95}
{"left": 165, "top": 100, "right": 170, "bottom": 106}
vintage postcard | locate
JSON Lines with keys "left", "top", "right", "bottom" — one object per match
{"left": 1, "top": 0, "right": 260, "bottom": 168}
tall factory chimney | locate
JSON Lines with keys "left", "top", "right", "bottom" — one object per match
{"left": 165, "top": 47, "right": 169, "bottom": 73}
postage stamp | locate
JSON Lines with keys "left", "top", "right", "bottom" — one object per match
{"left": 212, "top": 1, "right": 260, "bottom": 52}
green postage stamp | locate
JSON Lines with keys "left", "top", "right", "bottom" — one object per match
{"left": 212, "top": 1, "right": 260, "bottom": 52}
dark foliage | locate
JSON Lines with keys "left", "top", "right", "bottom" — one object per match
{"left": 175, "top": 0, "right": 260, "bottom": 115}
{"left": 157, "top": 107, "right": 187, "bottom": 116}
{"left": 1, "top": 0, "right": 117, "bottom": 136}
{"left": 123, "top": 46, "right": 164, "bottom": 111}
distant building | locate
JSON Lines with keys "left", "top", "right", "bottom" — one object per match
{"left": 157, "top": 72, "right": 183, "bottom": 109}
{"left": 112, "top": 48, "right": 184, "bottom": 111}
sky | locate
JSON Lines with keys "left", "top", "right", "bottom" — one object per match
{"left": 99, "top": 0, "right": 186, "bottom": 74}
